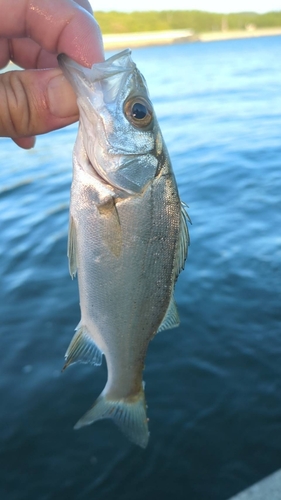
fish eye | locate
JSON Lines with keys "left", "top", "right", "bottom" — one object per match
{"left": 124, "top": 97, "right": 153, "bottom": 128}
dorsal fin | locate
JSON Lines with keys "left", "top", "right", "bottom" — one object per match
{"left": 157, "top": 295, "right": 180, "bottom": 333}
{"left": 174, "top": 201, "right": 191, "bottom": 281}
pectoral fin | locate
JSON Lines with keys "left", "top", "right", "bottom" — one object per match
{"left": 67, "top": 215, "right": 78, "bottom": 278}
{"left": 98, "top": 197, "right": 122, "bottom": 257}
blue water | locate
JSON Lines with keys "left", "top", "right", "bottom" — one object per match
{"left": 1, "top": 35, "right": 281, "bottom": 500}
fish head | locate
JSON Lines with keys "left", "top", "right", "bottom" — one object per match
{"left": 58, "top": 50, "right": 163, "bottom": 195}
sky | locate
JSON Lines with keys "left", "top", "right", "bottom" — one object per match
{"left": 89, "top": 1, "right": 280, "bottom": 14}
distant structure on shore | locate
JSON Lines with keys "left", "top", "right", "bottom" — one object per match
{"left": 103, "top": 29, "right": 195, "bottom": 50}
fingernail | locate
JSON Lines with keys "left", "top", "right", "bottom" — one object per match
{"left": 12, "top": 136, "right": 36, "bottom": 149}
{"left": 47, "top": 72, "right": 78, "bottom": 118}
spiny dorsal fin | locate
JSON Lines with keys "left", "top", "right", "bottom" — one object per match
{"left": 67, "top": 215, "right": 77, "bottom": 279}
{"left": 157, "top": 294, "right": 180, "bottom": 333}
{"left": 174, "top": 201, "right": 191, "bottom": 280}
{"left": 63, "top": 325, "right": 102, "bottom": 370}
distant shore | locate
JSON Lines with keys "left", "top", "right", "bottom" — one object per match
{"left": 103, "top": 27, "right": 281, "bottom": 50}
{"left": 103, "top": 29, "right": 194, "bottom": 50}
{"left": 199, "top": 27, "right": 281, "bottom": 42}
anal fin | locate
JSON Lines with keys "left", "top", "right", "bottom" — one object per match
{"left": 63, "top": 325, "right": 103, "bottom": 370}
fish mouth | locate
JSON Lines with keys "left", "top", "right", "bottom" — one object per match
{"left": 58, "top": 50, "right": 135, "bottom": 90}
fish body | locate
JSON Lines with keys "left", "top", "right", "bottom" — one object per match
{"left": 58, "top": 50, "right": 190, "bottom": 448}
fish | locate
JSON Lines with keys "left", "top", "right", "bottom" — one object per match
{"left": 58, "top": 49, "right": 190, "bottom": 448}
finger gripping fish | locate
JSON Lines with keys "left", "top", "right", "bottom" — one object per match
{"left": 58, "top": 50, "right": 190, "bottom": 448}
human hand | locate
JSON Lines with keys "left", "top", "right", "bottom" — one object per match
{"left": 0, "top": 0, "right": 104, "bottom": 149}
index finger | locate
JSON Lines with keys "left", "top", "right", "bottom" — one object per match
{"left": 0, "top": 0, "right": 104, "bottom": 67}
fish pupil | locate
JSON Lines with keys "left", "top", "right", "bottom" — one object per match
{"left": 132, "top": 102, "right": 147, "bottom": 120}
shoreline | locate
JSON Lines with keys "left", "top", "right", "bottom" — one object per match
{"left": 199, "top": 27, "right": 281, "bottom": 42}
{"left": 103, "top": 27, "right": 281, "bottom": 50}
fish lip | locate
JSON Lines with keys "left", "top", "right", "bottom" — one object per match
{"left": 58, "top": 49, "right": 135, "bottom": 85}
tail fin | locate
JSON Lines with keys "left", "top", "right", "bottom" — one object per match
{"left": 74, "top": 388, "right": 149, "bottom": 448}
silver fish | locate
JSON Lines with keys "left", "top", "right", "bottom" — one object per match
{"left": 58, "top": 50, "right": 190, "bottom": 448}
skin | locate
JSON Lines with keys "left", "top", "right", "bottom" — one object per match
{"left": 0, "top": 0, "right": 104, "bottom": 149}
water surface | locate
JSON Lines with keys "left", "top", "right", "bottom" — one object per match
{"left": 1, "top": 35, "right": 281, "bottom": 500}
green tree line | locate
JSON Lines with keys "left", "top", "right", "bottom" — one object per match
{"left": 95, "top": 10, "right": 281, "bottom": 34}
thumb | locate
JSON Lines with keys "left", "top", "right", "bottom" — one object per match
{"left": 0, "top": 68, "right": 79, "bottom": 145}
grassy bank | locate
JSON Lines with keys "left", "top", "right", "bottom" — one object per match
{"left": 95, "top": 10, "right": 281, "bottom": 34}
